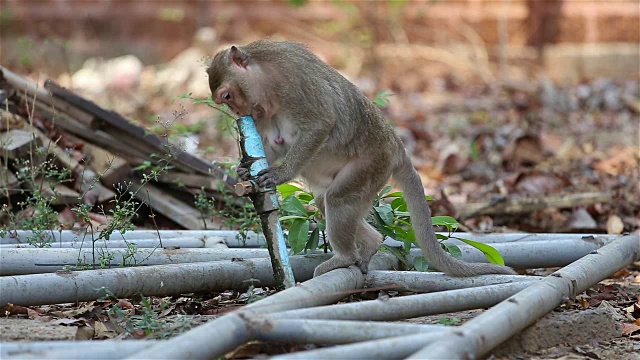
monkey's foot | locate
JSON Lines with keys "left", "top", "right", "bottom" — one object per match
{"left": 355, "top": 243, "right": 381, "bottom": 274}
{"left": 313, "top": 256, "right": 357, "bottom": 277}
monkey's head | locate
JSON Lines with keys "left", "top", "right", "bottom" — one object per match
{"left": 207, "top": 46, "right": 253, "bottom": 117}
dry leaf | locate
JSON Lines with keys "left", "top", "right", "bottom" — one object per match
{"left": 622, "top": 322, "right": 640, "bottom": 335}
{"left": 514, "top": 171, "right": 568, "bottom": 196}
{"left": 75, "top": 325, "right": 95, "bottom": 340}
{"left": 1, "top": 304, "right": 29, "bottom": 316}
{"left": 94, "top": 320, "right": 117, "bottom": 339}
{"left": 593, "top": 146, "right": 637, "bottom": 176}
{"left": 504, "top": 134, "right": 546, "bottom": 168}
{"left": 606, "top": 215, "right": 625, "bottom": 234}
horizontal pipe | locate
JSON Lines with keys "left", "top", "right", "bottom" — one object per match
{"left": 128, "top": 252, "right": 400, "bottom": 359}
{"left": 273, "top": 282, "right": 531, "bottom": 321}
{"left": 366, "top": 271, "right": 540, "bottom": 293}
{"left": 0, "top": 230, "right": 267, "bottom": 247}
{"left": 409, "top": 234, "right": 640, "bottom": 359}
{"left": 0, "top": 237, "right": 227, "bottom": 249}
{"left": 0, "top": 341, "right": 157, "bottom": 359}
{"left": 408, "top": 238, "right": 615, "bottom": 269}
{"left": 0, "top": 248, "right": 276, "bottom": 275}
{"left": 0, "top": 254, "right": 330, "bottom": 307}
{"left": 3, "top": 230, "right": 615, "bottom": 248}
{"left": 252, "top": 318, "right": 449, "bottom": 344}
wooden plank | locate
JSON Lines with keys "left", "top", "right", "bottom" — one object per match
{"left": 0, "top": 161, "right": 19, "bottom": 193}
{"left": 131, "top": 178, "right": 221, "bottom": 230}
{"left": 0, "top": 66, "right": 99, "bottom": 128}
{"left": 82, "top": 143, "right": 131, "bottom": 185}
{"left": 155, "top": 172, "right": 225, "bottom": 191}
{"left": 0, "top": 129, "right": 39, "bottom": 159}
{"left": 19, "top": 95, "right": 147, "bottom": 165}
{"left": 44, "top": 81, "right": 234, "bottom": 191}
{"left": 32, "top": 127, "right": 79, "bottom": 170}
{"left": 46, "top": 183, "right": 80, "bottom": 205}
{"left": 30, "top": 177, "right": 80, "bottom": 205}
{"left": 74, "top": 167, "right": 116, "bottom": 205}
{"left": 31, "top": 127, "right": 115, "bottom": 205}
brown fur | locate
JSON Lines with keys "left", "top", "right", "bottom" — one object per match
{"left": 208, "top": 40, "right": 516, "bottom": 277}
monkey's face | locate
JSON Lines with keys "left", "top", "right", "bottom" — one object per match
{"left": 208, "top": 49, "right": 250, "bottom": 117}
{"left": 212, "top": 82, "right": 251, "bottom": 117}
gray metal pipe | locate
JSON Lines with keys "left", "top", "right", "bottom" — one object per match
{"left": 0, "top": 248, "right": 275, "bottom": 275}
{"left": 252, "top": 318, "right": 449, "bottom": 344}
{"left": 408, "top": 237, "right": 615, "bottom": 269}
{"left": 0, "top": 254, "right": 330, "bottom": 306}
{"left": 271, "top": 332, "right": 449, "bottom": 360}
{"left": 0, "top": 340, "right": 157, "bottom": 359}
{"left": 366, "top": 271, "right": 540, "bottom": 293}
{"left": 127, "top": 267, "right": 367, "bottom": 359}
{"left": 273, "top": 281, "right": 531, "bottom": 321}
{"left": 0, "top": 237, "right": 227, "bottom": 249}
{"left": 0, "top": 230, "right": 267, "bottom": 247}
{"left": 408, "top": 234, "right": 640, "bottom": 359}
{"left": 3, "top": 230, "right": 614, "bottom": 247}
{"left": 127, "top": 252, "right": 400, "bottom": 359}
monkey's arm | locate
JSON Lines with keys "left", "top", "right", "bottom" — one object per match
{"left": 257, "top": 116, "right": 334, "bottom": 187}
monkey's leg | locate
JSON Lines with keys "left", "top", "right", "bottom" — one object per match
{"left": 313, "top": 194, "right": 381, "bottom": 274}
{"left": 313, "top": 161, "right": 390, "bottom": 277}
{"left": 354, "top": 219, "right": 383, "bottom": 273}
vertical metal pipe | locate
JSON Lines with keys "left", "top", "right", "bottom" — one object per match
{"left": 236, "top": 115, "right": 295, "bottom": 289}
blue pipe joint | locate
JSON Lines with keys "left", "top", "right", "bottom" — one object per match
{"left": 237, "top": 116, "right": 274, "bottom": 190}
{"left": 236, "top": 115, "right": 280, "bottom": 213}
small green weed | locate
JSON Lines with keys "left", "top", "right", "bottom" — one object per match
{"left": 107, "top": 296, "right": 192, "bottom": 339}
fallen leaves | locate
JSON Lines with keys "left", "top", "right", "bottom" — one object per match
{"left": 593, "top": 146, "right": 638, "bottom": 177}
{"left": 606, "top": 215, "right": 625, "bottom": 234}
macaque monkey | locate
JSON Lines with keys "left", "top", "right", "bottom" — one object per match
{"left": 208, "top": 40, "right": 516, "bottom": 277}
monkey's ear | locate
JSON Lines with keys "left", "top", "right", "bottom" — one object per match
{"left": 229, "top": 46, "right": 249, "bottom": 68}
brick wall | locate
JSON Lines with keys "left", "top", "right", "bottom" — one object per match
{"left": 1, "top": 0, "right": 637, "bottom": 62}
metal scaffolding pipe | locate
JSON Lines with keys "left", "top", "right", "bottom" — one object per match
{"left": 273, "top": 281, "right": 532, "bottom": 321}
{"left": 408, "top": 238, "right": 615, "bottom": 269}
{"left": 409, "top": 234, "right": 640, "bottom": 359}
{"left": 0, "top": 230, "right": 267, "bottom": 247}
{"left": 366, "top": 271, "right": 541, "bottom": 293}
{"left": 2, "top": 237, "right": 612, "bottom": 275}
{"left": 3, "top": 230, "right": 614, "bottom": 247}
{"left": 0, "top": 248, "right": 277, "bottom": 275}
{"left": 383, "top": 233, "right": 618, "bottom": 247}
{"left": 0, "top": 237, "right": 227, "bottom": 249}
{"left": 0, "top": 340, "right": 157, "bottom": 359}
{"left": 252, "top": 318, "right": 450, "bottom": 344}
{"left": 0, "top": 254, "right": 331, "bottom": 306}
{"left": 271, "top": 332, "right": 449, "bottom": 360}
{"left": 127, "top": 252, "right": 399, "bottom": 359}
{"left": 127, "top": 268, "right": 366, "bottom": 359}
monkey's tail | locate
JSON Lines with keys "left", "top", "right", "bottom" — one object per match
{"left": 393, "top": 156, "right": 516, "bottom": 276}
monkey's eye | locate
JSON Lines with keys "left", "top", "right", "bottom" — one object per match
{"left": 223, "top": 92, "right": 232, "bottom": 101}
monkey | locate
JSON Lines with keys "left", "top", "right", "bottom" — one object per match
{"left": 207, "top": 40, "right": 516, "bottom": 277}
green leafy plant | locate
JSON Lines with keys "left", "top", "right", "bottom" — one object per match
{"left": 370, "top": 186, "right": 506, "bottom": 271}
{"left": 107, "top": 296, "right": 192, "bottom": 339}
{"left": 277, "top": 183, "right": 326, "bottom": 255}
{"left": 373, "top": 90, "right": 395, "bottom": 108}
{"left": 438, "top": 316, "right": 461, "bottom": 326}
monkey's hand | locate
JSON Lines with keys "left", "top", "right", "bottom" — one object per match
{"left": 236, "top": 160, "right": 252, "bottom": 181}
{"left": 257, "top": 166, "right": 291, "bottom": 188}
